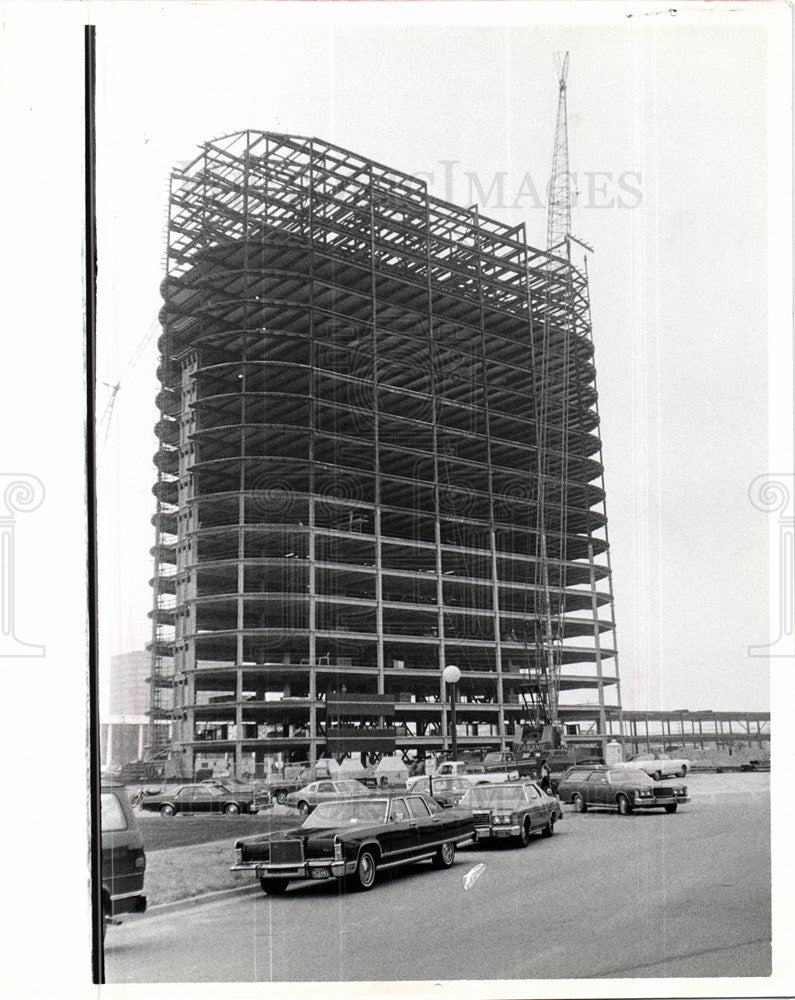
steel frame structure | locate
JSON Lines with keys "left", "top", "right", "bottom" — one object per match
{"left": 148, "top": 132, "right": 620, "bottom": 773}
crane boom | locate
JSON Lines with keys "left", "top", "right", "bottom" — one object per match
{"left": 547, "top": 51, "right": 571, "bottom": 249}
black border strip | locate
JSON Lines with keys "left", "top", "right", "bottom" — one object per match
{"left": 85, "top": 22, "right": 104, "bottom": 985}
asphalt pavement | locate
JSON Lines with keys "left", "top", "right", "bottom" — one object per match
{"left": 104, "top": 773, "right": 771, "bottom": 983}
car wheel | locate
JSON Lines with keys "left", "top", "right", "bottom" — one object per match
{"left": 617, "top": 794, "right": 633, "bottom": 815}
{"left": 517, "top": 819, "right": 531, "bottom": 847}
{"left": 677, "top": 766, "right": 688, "bottom": 777}
{"left": 160, "top": 803, "right": 175, "bottom": 817}
{"left": 664, "top": 803, "right": 678, "bottom": 814}
{"left": 297, "top": 801, "right": 311, "bottom": 816}
{"left": 653, "top": 771, "right": 663, "bottom": 781}
{"left": 352, "top": 849, "right": 378, "bottom": 891}
{"left": 275, "top": 791, "right": 287, "bottom": 805}
{"left": 432, "top": 841, "right": 456, "bottom": 869}
{"left": 259, "top": 877, "right": 289, "bottom": 895}
{"left": 542, "top": 817, "right": 555, "bottom": 837}
{"left": 224, "top": 802, "right": 240, "bottom": 816}
{"left": 572, "top": 794, "right": 587, "bottom": 813}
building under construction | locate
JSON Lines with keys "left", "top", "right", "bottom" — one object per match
{"left": 148, "top": 129, "right": 621, "bottom": 775}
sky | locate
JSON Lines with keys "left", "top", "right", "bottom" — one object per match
{"left": 95, "top": 6, "right": 778, "bottom": 715}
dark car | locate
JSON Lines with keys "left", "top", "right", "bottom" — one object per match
{"left": 458, "top": 782, "right": 563, "bottom": 845}
{"left": 232, "top": 793, "right": 475, "bottom": 894}
{"left": 139, "top": 782, "right": 259, "bottom": 816}
{"left": 101, "top": 783, "right": 146, "bottom": 936}
{"left": 557, "top": 765, "right": 689, "bottom": 814}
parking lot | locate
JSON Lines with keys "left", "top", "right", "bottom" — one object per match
{"left": 104, "top": 772, "right": 770, "bottom": 983}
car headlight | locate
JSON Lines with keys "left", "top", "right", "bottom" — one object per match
{"left": 636, "top": 790, "right": 653, "bottom": 797}
{"left": 334, "top": 839, "right": 343, "bottom": 861}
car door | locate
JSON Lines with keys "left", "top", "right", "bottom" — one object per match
{"left": 187, "top": 786, "right": 217, "bottom": 813}
{"left": 314, "top": 781, "right": 338, "bottom": 806}
{"left": 380, "top": 797, "right": 420, "bottom": 861}
{"left": 584, "top": 772, "right": 609, "bottom": 807}
{"left": 522, "top": 783, "right": 547, "bottom": 830}
{"left": 406, "top": 795, "right": 440, "bottom": 852}
{"left": 175, "top": 786, "right": 200, "bottom": 812}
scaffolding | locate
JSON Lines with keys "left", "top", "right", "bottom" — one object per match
{"left": 148, "top": 132, "right": 620, "bottom": 773}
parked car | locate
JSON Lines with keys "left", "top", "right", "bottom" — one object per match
{"left": 285, "top": 779, "right": 372, "bottom": 815}
{"left": 232, "top": 793, "right": 476, "bottom": 893}
{"left": 481, "top": 751, "right": 540, "bottom": 778}
{"left": 138, "top": 782, "right": 259, "bottom": 816}
{"left": 259, "top": 761, "right": 340, "bottom": 804}
{"left": 557, "top": 766, "right": 689, "bottom": 814}
{"left": 458, "top": 782, "right": 563, "bottom": 845}
{"left": 407, "top": 761, "right": 517, "bottom": 789}
{"left": 101, "top": 783, "right": 146, "bottom": 939}
{"left": 407, "top": 775, "right": 477, "bottom": 808}
{"left": 740, "top": 758, "right": 771, "bottom": 772}
{"left": 612, "top": 753, "right": 689, "bottom": 779}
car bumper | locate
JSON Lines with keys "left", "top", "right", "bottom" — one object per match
{"left": 634, "top": 795, "right": 690, "bottom": 807}
{"left": 473, "top": 824, "right": 522, "bottom": 838}
{"left": 108, "top": 891, "right": 147, "bottom": 917}
{"left": 231, "top": 860, "right": 355, "bottom": 880}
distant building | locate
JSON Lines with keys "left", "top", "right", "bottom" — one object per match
{"left": 109, "top": 650, "right": 151, "bottom": 716}
{"left": 101, "top": 717, "right": 147, "bottom": 769}
{"left": 103, "top": 651, "right": 170, "bottom": 768}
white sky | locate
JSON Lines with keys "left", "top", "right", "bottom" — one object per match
{"left": 95, "top": 6, "right": 781, "bottom": 715}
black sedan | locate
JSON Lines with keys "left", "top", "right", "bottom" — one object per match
{"left": 557, "top": 766, "right": 689, "bottom": 814}
{"left": 139, "top": 782, "right": 259, "bottom": 817}
{"left": 232, "top": 793, "right": 475, "bottom": 893}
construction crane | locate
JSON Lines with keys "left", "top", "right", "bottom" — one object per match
{"left": 518, "top": 53, "right": 577, "bottom": 753}
{"left": 97, "top": 315, "right": 161, "bottom": 451}
{"left": 547, "top": 51, "right": 571, "bottom": 250}
{"left": 516, "top": 54, "right": 610, "bottom": 769}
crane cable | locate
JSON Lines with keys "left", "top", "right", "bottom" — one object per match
{"left": 98, "top": 314, "right": 160, "bottom": 450}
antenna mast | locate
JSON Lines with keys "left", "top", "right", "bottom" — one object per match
{"left": 547, "top": 51, "right": 571, "bottom": 249}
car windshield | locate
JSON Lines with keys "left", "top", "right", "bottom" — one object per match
{"left": 609, "top": 770, "right": 653, "bottom": 785}
{"left": 301, "top": 799, "right": 388, "bottom": 828}
{"left": 460, "top": 785, "right": 526, "bottom": 808}
{"left": 336, "top": 780, "right": 366, "bottom": 793}
{"left": 101, "top": 791, "right": 128, "bottom": 832}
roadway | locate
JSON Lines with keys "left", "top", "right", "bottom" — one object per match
{"left": 104, "top": 773, "right": 770, "bottom": 983}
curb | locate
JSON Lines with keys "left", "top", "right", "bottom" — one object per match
{"left": 149, "top": 882, "right": 260, "bottom": 915}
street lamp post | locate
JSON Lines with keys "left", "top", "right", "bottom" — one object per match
{"left": 442, "top": 665, "right": 461, "bottom": 760}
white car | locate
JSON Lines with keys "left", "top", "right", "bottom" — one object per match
{"left": 613, "top": 753, "right": 689, "bottom": 779}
